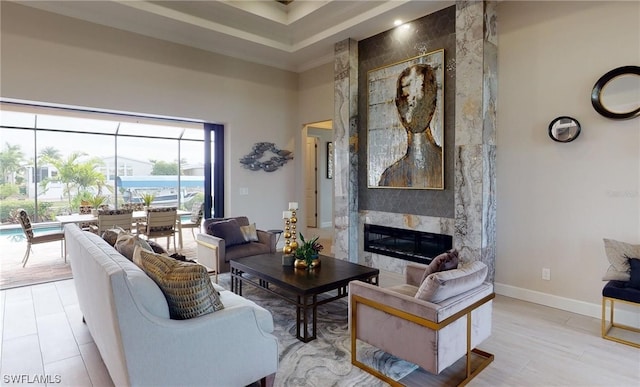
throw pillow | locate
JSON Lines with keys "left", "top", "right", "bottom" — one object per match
{"left": 101, "top": 227, "right": 124, "bottom": 246}
{"left": 627, "top": 258, "right": 640, "bottom": 290}
{"left": 419, "top": 249, "right": 460, "bottom": 284}
{"left": 115, "top": 232, "right": 153, "bottom": 261}
{"left": 206, "top": 219, "right": 247, "bottom": 247}
{"left": 138, "top": 249, "right": 224, "bottom": 319}
{"left": 240, "top": 223, "right": 259, "bottom": 242}
{"left": 147, "top": 240, "right": 167, "bottom": 255}
{"left": 415, "top": 261, "right": 488, "bottom": 303}
{"left": 602, "top": 239, "right": 639, "bottom": 281}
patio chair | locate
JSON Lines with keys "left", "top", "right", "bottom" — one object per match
{"left": 90, "top": 209, "right": 134, "bottom": 235}
{"left": 179, "top": 202, "right": 204, "bottom": 243}
{"left": 17, "top": 209, "right": 65, "bottom": 268}
{"left": 137, "top": 207, "right": 177, "bottom": 252}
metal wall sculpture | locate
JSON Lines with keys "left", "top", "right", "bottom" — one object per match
{"left": 367, "top": 49, "right": 445, "bottom": 189}
{"left": 239, "top": 142, "right": 293, "bottom": 172}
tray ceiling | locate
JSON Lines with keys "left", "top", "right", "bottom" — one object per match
{"left": 13, "top": 0, "right": 453, "bottom": 72}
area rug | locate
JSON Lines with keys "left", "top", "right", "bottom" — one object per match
{"left": 217, "top": 273, "right": 418, "bottom": 386}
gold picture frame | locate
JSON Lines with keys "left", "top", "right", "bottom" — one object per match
{"left": 367, "top": 49, "right": 444, "bottom": 190}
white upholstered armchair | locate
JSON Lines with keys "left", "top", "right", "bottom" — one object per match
{"left": 349, "top": 261, "right": 494, "bottom": 386}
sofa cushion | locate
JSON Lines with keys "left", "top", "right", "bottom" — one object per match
{"left": 420, "top": 249, "right": 459, "bottom": 284}
{"left": 206, "top": 219, "right": 247, "bottom": 247}
{"left": 240, "top": 223, "right": 259, "bottom": 242}
{"left": 603, "top": 238, "right": 639, "bottom": 281}
{"left": 139, "top": 249, "right": 224, "bottom": 319}
{"left": 415, "top": 261, "right": 488, "bottom": 303}
{"left": 225, "top": 242, "right": 272, "bottom": 262}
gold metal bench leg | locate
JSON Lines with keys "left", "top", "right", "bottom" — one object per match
{"left": 601, "top": 296, "right": 640, "bottom": 349}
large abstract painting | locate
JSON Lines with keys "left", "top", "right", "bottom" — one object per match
{"left": 367, "top": 49, "right": 444, "bottom": 189}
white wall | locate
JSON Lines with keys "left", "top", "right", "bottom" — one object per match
{"left": 496, "top": 0, "right": 640, "bottom": 313}
{"left": 0, "top": 2, "right": 300, "bottom": 231}
{"left": 295, "top": 63, "right": 335, "bottom": 231}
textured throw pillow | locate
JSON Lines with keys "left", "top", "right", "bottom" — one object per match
{"left": 147, "top": 239, "right": 167, "bottom": 255}
{"left": 115, "top": 232, "right": 153, "bottom": 261}
{"left": 420, "top": 249, "right": 459, "bottom": 284}
{"left": 138, "top": 249, "right": 224, "bottom": 319}
{"left": 240, "top": 223, "right": 259, "bottom": 242}
{"left": 627, "top": 258, "right": 640, "bottom": 290}
{"left": 101, "top": 227, "right": 125, "bottom": 246}
{"left": 602, "top": 239, "right": 639, "bottom": 281}
{"left": 206, "top": 219, "right": 247, "bottom": 247}
{"left": 415, "top": 261, "right": 488, "bottom": 303}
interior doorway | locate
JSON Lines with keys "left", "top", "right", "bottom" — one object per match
{"left": 303, "top": 120, "right": 333, "bottom": 230}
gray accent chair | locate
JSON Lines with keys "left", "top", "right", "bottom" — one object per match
{"left": 197, "top": 216, "right": 276, "bottom": 276}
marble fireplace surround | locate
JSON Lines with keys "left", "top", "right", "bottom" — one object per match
{"left": 362, "top": 211, "right": 455, "bottom": 274}
{"left": 332, "top": 1, "right": 497, "bottom": 282}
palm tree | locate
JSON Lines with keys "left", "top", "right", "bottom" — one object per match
{"left": 0, "top": 142, "right": 25, "bottom": 184}
{"left": 41, "top": 152, "right": 86, "bottom": 210}
{"left": 38, "top": 146, "right": 62, "bottom": 163}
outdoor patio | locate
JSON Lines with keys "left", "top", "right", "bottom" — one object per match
{"left": 0, "top": 226, "right": 200, "bottom": 290}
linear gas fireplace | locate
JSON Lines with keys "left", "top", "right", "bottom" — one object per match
{"left": 364, "top": 224, "right": 452, "bottom": 264}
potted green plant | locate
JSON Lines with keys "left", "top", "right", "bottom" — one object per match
{"left": 140, "top": 193, "right": 156, "bottom": 210}
{"left": 87, "top": 194, "right": 106, "bottom": 215}
{"left": 293, "top": 233, "right": 324, "bottom": 269}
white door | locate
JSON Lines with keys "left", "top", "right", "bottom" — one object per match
{"left": 305, "top": 137, "right": 318, "bottom": 228}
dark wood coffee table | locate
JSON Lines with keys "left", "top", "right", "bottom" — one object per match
{"left": 230, "top": 252, "right": 379, "bottom": 342}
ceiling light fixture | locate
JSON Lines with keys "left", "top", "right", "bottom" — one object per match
{"left": 394, "top": 19, "right": 403, "bottom": 26}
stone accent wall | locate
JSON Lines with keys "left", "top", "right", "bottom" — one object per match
{"left": 333, "top": 1, "right": 497, "bottom": 280}
{"left": 333, "top": 39, "right": 359, "bottom": 263}
{"left": 454, "top": 0, "right": 497, "bottom": 281}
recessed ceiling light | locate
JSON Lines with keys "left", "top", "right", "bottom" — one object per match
{"left": 394, "top": 20, "right": 403, "bottom": 26}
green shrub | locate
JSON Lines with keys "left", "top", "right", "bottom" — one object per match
{"left": 0, "top": 184, "right": 20, "bottom": 199}
{"left": 0, "top": 200, "right": 56, "bottom": 223}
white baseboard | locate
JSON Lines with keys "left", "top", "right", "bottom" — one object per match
{"left": 495, "top": 283, "right": 640, "bottom": 328}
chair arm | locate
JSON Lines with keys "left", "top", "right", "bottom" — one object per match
{"left": 406, "top": 263, "right": 429, "bottom": 287}
{"left": 196, "top": 233, "right": 225, "bottom": 272}
{"left": 350, "top": 280, "right": 439, "bottom": 323}
{"left": 257, "top": 229, "right": 276, "bottom": 253}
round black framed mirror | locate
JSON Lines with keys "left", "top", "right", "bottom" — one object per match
{"left": 549, "top": 116, "right": 581, "bottom": 143}
{"left": 591, "top": 65, "right": 640, "bottom": 120}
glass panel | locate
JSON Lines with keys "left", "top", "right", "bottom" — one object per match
{"left": 118, "top": 122, "right": 184, "bottom": 138}
{"left": 0, "top": 111, "right": 36, "bottom": 128}
{"left": 182, "top": 128, "right": 204, "bottom": 140}
{"left": 36, "top": 131, "right": 114, "bottom": 216}
{"left": 0, "top": 128, "right": 36, "bottom": 222}
{"left": 117, "top": 136, "right": 179, "bottom": 208}
{"left": 180, "top": 139, "right": 205, "bottom": 212}
{"left": 36, "top": 114, "right": 119, "bottom": 134}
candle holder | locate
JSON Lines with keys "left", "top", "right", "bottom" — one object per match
{"left": 282, "top": 203, "right": 299, "bottom": 266}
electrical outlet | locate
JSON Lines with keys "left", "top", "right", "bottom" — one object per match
{"left": 239, "top": 187, "right": 249, "bottom": 195}
{"left": 542, "top": 267, "right": 551, "bottom": 281}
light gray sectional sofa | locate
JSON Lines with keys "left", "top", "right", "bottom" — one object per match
{"left": 64, "top": 224, "right": 278, "bottom": 386}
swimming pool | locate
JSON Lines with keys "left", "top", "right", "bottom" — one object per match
{"left": 0, "top": 224, "right": 63, "bottom": 242}
{"left": 0, "top": 215, "right": 191, "bottom": 242}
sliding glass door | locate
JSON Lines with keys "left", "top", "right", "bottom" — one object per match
{"left": 0, "top": 102, "right": 223, "bottom": 224}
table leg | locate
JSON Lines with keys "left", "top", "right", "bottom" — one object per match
{"left": 296, "top": 294, "right": 317, "bottom": 342}
{"left": 177, "top": 219, "right": 183, "bottom": 250}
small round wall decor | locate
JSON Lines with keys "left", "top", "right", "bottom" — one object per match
{"left": 239, "top": 142, "right": 293, "bottom": 172}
